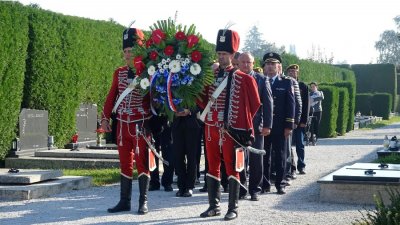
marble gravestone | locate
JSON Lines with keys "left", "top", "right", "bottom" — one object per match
{"left": 9, "top": 109, "right": 49, "bottom": 157}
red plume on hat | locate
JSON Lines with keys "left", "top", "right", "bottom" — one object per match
{"left": 215, "top": 22, "right": 240, "bottom": 54}
{"left": 123, "top": 20, "right": 144, "bottom": 49}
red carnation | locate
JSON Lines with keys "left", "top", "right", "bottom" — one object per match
{"left": 164, "top": 45, "right": 174, "bottom": 56}
{"left": 187, "top": 35, "right": 199, "bottom": 48}
{"left": 191, "top": 50, "right": 202, "bottom": 62}
{"left": 175, "top": 31, "right": 186, "bottom": 41}
{"left": 151, "top": 29, "right": 166, "bottom": 44}
{"left": 133, "top": 56, "right": 145, "bottom": 74}
{"left": 146, "top": 39, "right": 154, "bottom": 48}
{"left": 149, "top": 51, "right": 158, "bottom": 61}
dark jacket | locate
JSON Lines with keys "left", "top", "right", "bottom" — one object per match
{"left": 250, "top": 71, "right": 273, "bottom": 134}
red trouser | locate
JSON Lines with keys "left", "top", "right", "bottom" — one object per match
{"left": 205, "top": 125, "right": 239, "bottom": 180}
{"left": 117, "top": 121, "right": 150, "bottom": 178}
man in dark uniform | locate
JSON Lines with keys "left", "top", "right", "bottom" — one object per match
{"left": 238, "top": 52, "right": 273, "bottom": 201}
{"left": 101, "top": 27, "right": 152, "bottom": 214}
{"left": 286, "top": 64, "right": 309, "bottom": 175}
{"left": 172, "top": 107, "right": 201, "bottom": 197}
{"left": 262, "top": 52, "right": 295, "bottom": 195}
{"left": 198, "top": 29, "right": 260, "bottom": 220}
{"left": 148, "top": 115, "right": 174, "bottom": 192}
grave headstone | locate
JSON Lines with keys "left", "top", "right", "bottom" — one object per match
{"left": 76, "top": 103, "right": 97, "bottom": 142}
{"left": 9, "top": 109, "right": 49, "bottom": 157}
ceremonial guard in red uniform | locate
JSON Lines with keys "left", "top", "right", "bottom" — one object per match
{"left": 101, "top": 28, "right": 152, "bottom": 215}
{"left": 199, "top": 29, "right": 260, "bottom": 221}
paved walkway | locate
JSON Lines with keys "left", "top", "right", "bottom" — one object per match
{"left": 1, "top": 123, "right": 399, "bottom": 225}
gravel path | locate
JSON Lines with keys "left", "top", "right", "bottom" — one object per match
{"left": 1, "top": 123, "right": 399, "bottom": 225}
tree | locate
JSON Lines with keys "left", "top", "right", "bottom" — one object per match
{"left": 306, "top": 44, "right": 334, "bottom": 64}
{"left": 375, "top": 16, "right": 400, "bottom": 65}
{"left": 242, "top": 25, "right": 285, "bottom": 59}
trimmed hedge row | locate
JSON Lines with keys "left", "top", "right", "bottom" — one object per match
{"left": 0, "top": 2, "right": 29, "bottom": 159}
{"left": 356, "top": 93, "right": 392, "bottom": 119}
{"left": 23, "top": 8, "right": 124, "bottom": 148}
{"left": 352, "top": 64, "right": 397, "bottom": 111}
{"left": 319, "top": 86, "right": 339, "bottom": 138}
{"left": 336, "top": 88, "right": 349, "bottom": 136}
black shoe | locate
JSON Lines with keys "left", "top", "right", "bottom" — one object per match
{"left": 288, "top": 172, "right": 297, "bottom": 179}
{"left": 183, "top": 189, "right": 193, "bottom": 197}
{"left": 261, "top": 187, "right": 271, "bottom": 194}
{"left": 277, "top": 187, "right": 286, "bottom": 195}
{"left": 239, "top": 193, "right": 247, "bottom": 200}
{"left": 200, "top": 207, "right": 221, "bottom": 217}
{"left": 148, "top": 184, "right": 160, "bottom": 191}
{"left": 250, "top": 193, "right": 259, "bottom": 201}
{"left": 164, "top": 185, "right": 173, "bottom": 192}
{"left": 299, "top": 169, "right": 306, "bottom": 175}
{"left": 199, "top": 185, "right": 207, "bottom": 192}
{"left": 176, "top": 189, "right": 184, "bottom": 197}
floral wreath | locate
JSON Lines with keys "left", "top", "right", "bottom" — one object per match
{"left": 130, "top": 19, "right": 214, "bottom": 120}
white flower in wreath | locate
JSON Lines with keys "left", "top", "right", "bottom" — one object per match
{"left": 184, "top": 58, "right": 190, "bottom": 64}
{"left": 176, "top": 54, "right": 181, "bottom": 60}
{"left": 157, "top": 63, "right": 163, "bottom": 69}
{"left": 167, "top": 58, "right": 171, "bottom": 63}
{"left": 169, "top": 60, "right": 181, "bottom": 73}
{"left": 128, "top": 77, "right": 139, "bottom": 88}
{"left": 181, "top": 61, "right": 188, "bottom": 67}
{"left": 147, "top": 65, "right": 156, "bottom": 76}
{"left": 163, "top": 64, "right": 169, "bottom": 69}
{"left": 140, "top": 78, "right": 150, "bottom": 90}
{"left": 161, "top": 59, "right": 167, "bottom": 65}
{"left": 190, "top": 63, "right": 201, "bottom": 75}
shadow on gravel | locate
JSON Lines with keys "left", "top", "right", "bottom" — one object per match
{"left": 317, "top": 138, "right": 383, "bottom": 146}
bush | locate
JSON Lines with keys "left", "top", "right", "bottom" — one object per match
{"left": 356, "top": 93, "right": 373, "bottom": 116}
{"left": 0, "top": 2, "right": 29, "bottom": 160}
{"left": 319, "top": 85, "right": 339, "bottom": 138}
{"left": 336, "top": 87, "right": 349, "bottom": 136}
{"left": 371, "top": 93, "right": 392, "bottom": 120}
{"left": 353, "top": 189, "right": 400, "bottom": 225}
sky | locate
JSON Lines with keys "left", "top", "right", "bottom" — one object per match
{"left": 16, "top": 0, "right": 400, "bottom": 64}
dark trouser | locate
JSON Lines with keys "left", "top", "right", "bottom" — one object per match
{"left": 293, "top": 126, "right": 306, "bottom": 170}
{"left": 311, "top": 111, "right": 322, "bottom": 139}
{"left": 196, "top": 125, "right": 204, "bottom": 180}
{"left": 263, "top": 133, "right": 288, "bottom": 190}
{"left": 248, "top": 134, "right": 264, "bottom": 195}
{"left": 173, "top": 121, "right": 200, "bottom": 190}
{"left": 150, "top": 125, "right": 174, "bottom": 188}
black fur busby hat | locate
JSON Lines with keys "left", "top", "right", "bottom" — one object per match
{"left": 122, "top": 28, "right": 144, "bottom": 50}
{"left": 215, "top": 29, "right": 240, "bottom": 54}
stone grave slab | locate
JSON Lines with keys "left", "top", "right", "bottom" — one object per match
{"left": 0, "top": 176, "right": 92, "bottom": 201}
{"left": 0, "top": 169, "right": 62, "bottom": 184}
{"left": 318, "top": 163, "right": 400, "bottom": 205}
{"left": 9, "top": 109, "right": 49, "bottom": 157}
{"left": 377, "top": 148, "right": 400, "bottom": 158}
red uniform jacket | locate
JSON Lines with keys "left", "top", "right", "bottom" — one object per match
{"left": 199, "top": 66, "right": 260, "bottom": 133}
{"left": 102, "top": 66, "right": 151, "bottom": 123}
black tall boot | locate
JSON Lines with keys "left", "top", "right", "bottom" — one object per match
{"left": 200, "top": 176, "right": 221, "bottom": 217}
{"left": 108, "top": 175, "right": 132, "bottom": 213}
{"left": 224, "top": 178, "right": 239, "bottom": 220}
{"left": 138, "top": 175, "right": 149, "bottom": 215}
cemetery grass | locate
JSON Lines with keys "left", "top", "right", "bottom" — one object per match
{"left": 360, "top": 116, "right": 400, "bottom": 130}
{"left": 63, "top": 168, "right": 138, "bottom": 186}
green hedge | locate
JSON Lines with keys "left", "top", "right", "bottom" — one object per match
{"left": 355, "top": 93, "right": 373, "bottom": 115}
{"left": 319, "top": 85, "right": 339, "bottom": 138}
{"left": 22, "top": 7, "right": 124, "bottom": 148}
{"left": 371, "top": 93, "right": 392, "bottom": 120}
{"left": 0, "top": 2, "right": 29, "bottom": 159}
{"left": 352, "top": 64, "right": 397, "bottom": 111}
{"left": 332, "top": 82, "right": 356, "bottom": 132}
{"left": 336, "top": 88, "right": 349, "bottom": 136}
{"left": 282, "top": 53, "right": 356, "bottom": 84}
